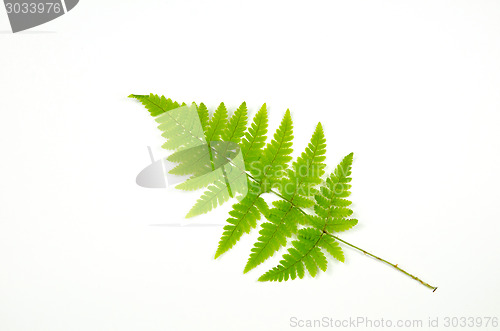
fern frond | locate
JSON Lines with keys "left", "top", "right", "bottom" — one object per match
{"left": 241, "top": 104, "right": 268, "bottom": 171}
{"left": 132, "top": 95, "right": 438, "bottom": 291}
{"left": 129, "top": 94, "right": 181, "bottom": 116}
{"left": 205, "top": 102, "right": 228, "bottom": 142}
{"left": 221, "top": 102, "right": 248, "bottom": 144}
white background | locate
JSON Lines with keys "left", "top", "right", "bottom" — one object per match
{"left": 1, "top": 1, "right": 500, "bottom": 330}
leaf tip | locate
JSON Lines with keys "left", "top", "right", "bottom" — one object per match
{"left": 243, "top": 264, "right": 252, "bottom": 274}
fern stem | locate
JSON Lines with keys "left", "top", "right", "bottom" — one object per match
{"left": 324, "top": 231, "right": 437, "bottom": 292}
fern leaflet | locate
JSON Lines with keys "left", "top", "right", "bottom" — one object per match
{"left": 254, "top": 109, "right": 294, "bottom": 192}
{"left": 214, "top": 181, "right": 268, "bottom": 258}
{"left": 241, "top": 104, "right": 268, "bottom": 172}
{"left": 221, "top": 102, "right": 249, "bottom": 144}
{"left": 129, "top": 94, "right": 181, "bottom": 116}
{"left": 205, "top": 102, "right": 228, "bottom": 142}
{"left": 197, "top": 102, "right": 210, "bottom": 132}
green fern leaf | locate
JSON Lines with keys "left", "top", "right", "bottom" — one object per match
{"left": 214, "top": 182, "right": 268, "bottom": 258}
{"left": 258, "top": 227, "right": 346, "bottom": 282}
{"left": 185, "top": 155, "right": 249, "bottom": 218}
{"left": 258, "top": 228, "right": 326, "bottom": 281}
{"left": 241, "top": 104, "right": 268, "bottom": 170}
{"left": 132, "top": 95, "right": 438, "bottom": 291}
{"left": 278, "top": 122, "right": 327, "bottom": 206}
{"left": 205, "top": 102, "right": 228, "bottom": 142}
{"left": 197, "top": 102, "right": 210, "bottom": 132}
{"left": 326, "top": 219, "right": 358, "bottom": 233}
{"left": 175, "top": 170, "right": 220, "bottom": 191}
{"left": 259, "top": 153, "right": 355, "bottom": 280}
{"left": 166, "top": 144, "right": 213, "bottom": 177}
{"left": 186, "top": 179, "right": 231, "bottom": 218}
{"left": 154, "top": 103, "right": 206, "bottom": 152}
{"left": 167, "top": 141, "right": 240, "bottom": 180}
{"left": 129, "top": 94, "right": 181, "bottom": 116}
{"left": 255, "top": 109, "right": 294, "bottom": 191}
{"left": 244, "top": 200, "right": 305, "bottom": 273}
{"left": 221, "top": 102, "right": 249, "bottom": 144}
{"left": 318, "top": 234, "right": 345, "bottom": 262}
{"left": 214, "top": 109, "right": 288, "bottom": 258}
{"left": 313, "top": 153, "right": 358, "bottom": 233}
